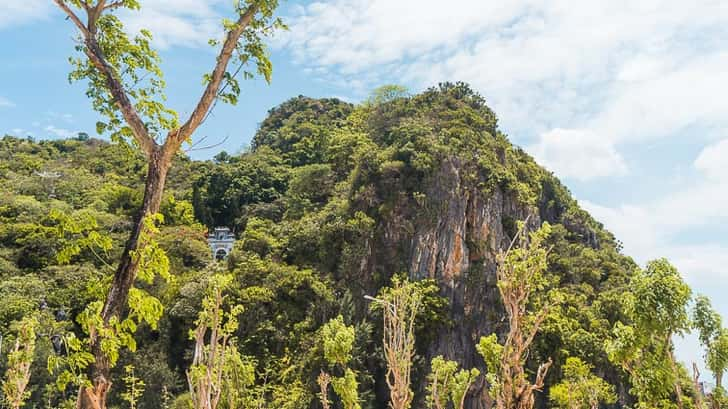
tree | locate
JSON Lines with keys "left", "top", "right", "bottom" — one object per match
{"left": 321, "top": 315, "right": 356, "bottom": 367}
{"left": 44, "top": 212, "right": 169, "bottom": 409}
{"left": 606, "top": 258, "right": 692, "bottom": 409}
{"left": 317, "top": 371, "right": 332, "bottom": 409}
{"left": 477, "top": 221, "right": 554, "bottom": 409}
{"left": 366, "top": 85, "right": 410, "bottom": 105}
{"left": 631, "top": 259, "right": 691, "bottom": 409}
{"left": 427, "top": 356, "right": 480, "bottom": 409}
{"left": 367, "top": 277, "right": 423, "bottom": 409}
{"left": 187, "top": 274, "right": 244, "bottom": 409}
{"left": 691, "top": 363, "right": 704, "bottom": 409}
{"left": 331, "top": 369, "right": 361, "bottom": 409}
{"left": 706, "top": 331, "right": 728, "bottom": 408}
{"left": 692, "top": 295, "right": 728, "bottom": 408}
{"left": 319, "top": 315, "right": 360, "bottom": 409}
{"left": 549, "top": 357, "right": 616, "bottom": 409}
{"left": 51, "top": 1, "right": 283, "bottom": 407}
{"left": 1, "top": 316, "right": 38, "bottom": 409}
{"left": 120, "top": 365, "right": 145, "bottom": 409}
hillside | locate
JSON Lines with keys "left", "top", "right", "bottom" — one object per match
{"left": 1, "top": 83, "right": 645, "bottom": 408}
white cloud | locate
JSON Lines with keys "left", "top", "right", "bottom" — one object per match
{"left": 119, "top": 0, "right": 224, "bottom": 49}
{"left": 584, "top": 178, "right": 728, "bottom": 249}
{"left": 592, "top": 53, "right": 728, "bottom": 144}
{"left": 581, "top": 140, "right": 728, "bottom": 290}
{"left": 0, "top": 96, "right": 15, "bottom": 108}
{"left": 584, "top": 198, "right": 728, "bottom": 275}
{"left": 0, "top": 0, "right": 51, "bottom": 29}
{"left": 528, "top": 128, "right": 627, "bottom": 181}
{"left": 695, "top": 138, "right": 728, "bottom": 181}
{"left": 279, "top": 0, "right": 728, "bottom": 148}
{"left": 44, "top": 125, "right": 77, "bottom": 139}
{"left": 581, "top": 200, "right": 659, "bottom": 258}
{"left": 46, "top": 111, "right": 74, "bottom": 123}
{"left": 3, "top": 0, "right": 225, "bottom": 49}
{"left": 581, "top": 138, "right": 728, "bottom": 292}
{"left": 669, "top": 244, "right": 728, "bottom": 280}
{"left": 277, "top": 0, "right": 530, "bottom": 71}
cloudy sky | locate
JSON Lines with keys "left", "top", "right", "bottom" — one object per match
{"left": 2, "top": 0, "right": 728, "bottom": 375}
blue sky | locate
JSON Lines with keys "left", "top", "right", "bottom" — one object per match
{"left": 2, "top": 0, "right": 728, "bottom": 377}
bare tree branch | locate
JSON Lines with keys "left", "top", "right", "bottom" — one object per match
{"left": 692, "top": 362, "right": 704, "bottom": 409}
{"left": 317, "top": 371, "right": 332, "bottom": 409}
{"left": 184, "top": 135, "right": 230, "bottom": 154}
{"left": 103, "top": 1, "right": 125, "bottom": 11}
{"left": 531, "top": 359, "right": 552, "bottom": 392}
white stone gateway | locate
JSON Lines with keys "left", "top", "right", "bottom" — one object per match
{"left": 208, "top": 227, "right": 235, "bottom": 261}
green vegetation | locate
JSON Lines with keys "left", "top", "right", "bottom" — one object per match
{"left": 692, "top": 296, "right": 728, "bottom": 408}
{"left": 187, "top": 274, "right": 244, "bottom": 409}
{"left": 549, "top": 357, "right": 616, "bottom": 409}
{"left": 427, "top": 356, "right": 479, "bottom": 409}
{"left": 2, "top": 316, "right": 37, "bottom": 409}
{"left": 50, "top": 0, "right": 284, "bottom": 406}
{"left": 606, "top": 259, "right": 693, "bottom": 409}
{"left": 319, "top": 316, "right": 360, "bottom": 409}
{"left": 120, "top": 365, "right": 145, "bottom": 409}
{"left": 476, "top": 221, "right": 555, "bottom": 409}
{"left": 0, "top": 83, "right": 723, "bottom": 409}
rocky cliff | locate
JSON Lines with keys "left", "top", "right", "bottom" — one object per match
{"left": 203, "top": 83, "right": 636, "bottom": 408}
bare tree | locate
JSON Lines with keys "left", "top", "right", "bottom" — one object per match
{"left": 317, "top": 371, "right": 332, "bottom": 409}
{"left": 691, "top": 363, "right": 705, "bottom": 409}
{"left": 478, "top": 220, "right": 554, "bottom": 409}
{"left": 50, "top": 1, "right": 281, "bottom": 407}
{"left": 187, "top": 275, "right": 243, "bottom": 409}
{"left": 366, "top": 277, "right": 423, "bottom": 409}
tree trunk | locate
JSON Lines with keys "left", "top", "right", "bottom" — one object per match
{"left": 78, "top": 147, "right": 172, "bottom": 409}
{"left": 692, "top": 363, "right": 704, "bottom": 409}
{"left": 667, "top": 341, "right": 684, "bottom": 409}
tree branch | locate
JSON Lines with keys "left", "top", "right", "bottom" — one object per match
{"left": 169, "top": 4, "right": 258, "bottom": 147}
{"left": 52, "top": 0, "right": 157, "bottom": 158}
{"left": 184, "top": 135, "right": 230, "bottom": 153}
{"left": 521, "top": 305, "right": 550, "bottom": 357}
{"left": 87, "top": 0, "right": 107, "bottom": 35}
{"left": 531, "top": 358, "right": 552, "bottom": 392}
{"left": 85, "top": 37, "right": 157, "bottom": 157}
{"left": 104, "top": 1, "right": 125, "bottom": 10}
{"left": 196, "top": 60, "right": 245, "bottom": 129}
{"left": 52, "top": 0, "right": 89, "bottom": 36}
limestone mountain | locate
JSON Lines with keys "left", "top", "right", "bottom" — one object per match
{"left": 1, "top": 83, "right": 637, "bottom": 408}
{"left": 197, "top": 83, "right": 636, "bottom": 408}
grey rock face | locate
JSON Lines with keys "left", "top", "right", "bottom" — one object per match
{"left": 364, "top": 156, "right": 540, "bottom": 408}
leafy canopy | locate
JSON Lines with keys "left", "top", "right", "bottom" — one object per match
{"left": 62, "top": 0, "right": 283, "bottom": 147}
{"left": 549, "top": 357, "right": 616, "bottom": 409}
{"left": 321, "top": 315, "right": 356, "bottom": 367}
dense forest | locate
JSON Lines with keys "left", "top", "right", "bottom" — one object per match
{"left": 2, "top": 83, "right": 727, "bottom": 409}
